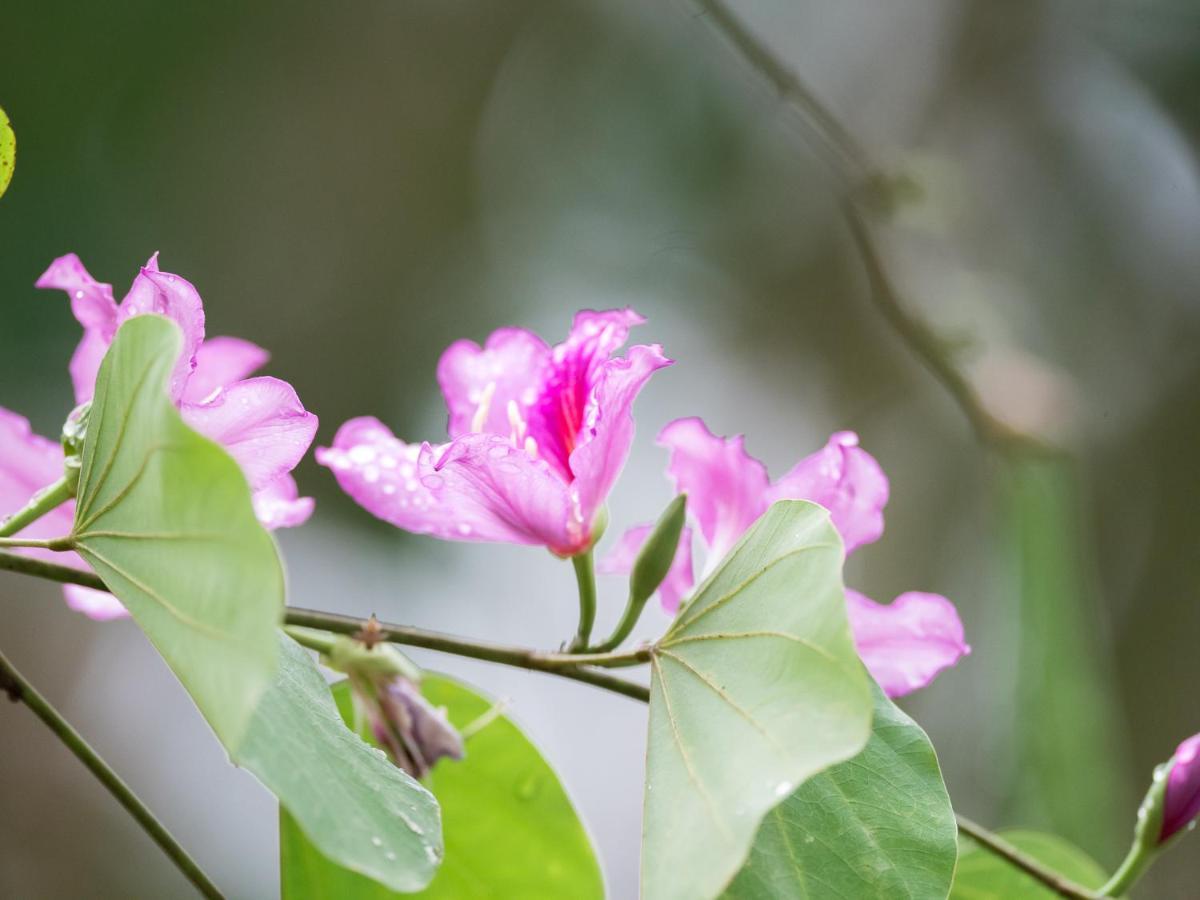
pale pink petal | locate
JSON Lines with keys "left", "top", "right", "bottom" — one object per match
{"left": 115, "top": 256, "right": 206, "bottom": 402}
{"left": 318, "top": 419, "right": 579, "bottom": 552}
{"left": 35, "top": 253, "right": 118, "bottom": 333}
{"left": 845, "top": 589, "right": 969, "bottom": 698}
{"left": 657, "top": 417, "right": 770, "bottom": 566}
{"left": 0, "top": 409, "right": 77, "bottom": 558}
{"left": 36, "top": 254, "right": 120, "bottom": 402}
{"left": 767, "top": 431, "right": 889, "bottom": 555}
{"left": 570, "top": 344, "right": 673, "bottom": 524}
{"left": 436, "top": 328, "right": 549, "bottom": 439}
{"left": 1162, "top": 732, "right": 1200, "bottom": 842}
{"left": 63, "top": 585, "right": 129, "bottom": 621}
{"left": 599, "top": 523, "right": 695, "bottom": 614}
{"left": 180, "top": 377, "right": 318, "bottom": 492}
{"left": 251, "top": 474, "right": 315, "bottom": 530}
{"left": 183, "top": 336, "right": 270, "bottom": 405}
{"left": 526, "top": 308, "right": 646, "bottom": 479}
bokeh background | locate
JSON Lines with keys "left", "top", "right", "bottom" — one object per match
{"left": 3, "top": 1, "right": 1200, "bottom": 897}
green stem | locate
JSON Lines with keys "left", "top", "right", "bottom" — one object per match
{"left": 0, "top": 475, "right": 74, "bottom": 538}
{"left": 0, "top": 549, "right": 105, "bottom": 588}
{"left": 956, "top": 814, "right": 1099, "bottom": 900}
{"left": 1097, "top": 843, "right": 1154, "bottom": 898}
{"left": 0, "top": 536, "right": 73, "bottom": 551}
{"left": 568, "top": 550, "right": 598, "bottom": 653}
{"left": 283, "top": 625, "right": 338, "bottom": 656}
{"left": 592, "top": 593, "right": 647, "bottom": 654}
{"left": 284, "top": 608, "right": 650, "bottom": 702}
{"left": 0, "top": 647, "right": 224, "bottom": 899}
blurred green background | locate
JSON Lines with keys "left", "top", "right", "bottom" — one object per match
{"left": 3, "top": 1, "right": 1199, "bottom": 897}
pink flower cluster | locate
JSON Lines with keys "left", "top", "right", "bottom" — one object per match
{"left": 0, "top": 254, "right": 318, "bottom": 619}
{"left": 2, "top": 271, "right": 967, "bottom": 697}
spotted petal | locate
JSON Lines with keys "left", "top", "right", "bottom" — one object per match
{"left": 845, "top": 589, "right": 969, "bottom": 698}
{"left": 181, "top": 377, "right": 317, "bottom": 492}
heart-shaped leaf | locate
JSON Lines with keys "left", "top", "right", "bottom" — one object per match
{"left": 71, "top": 314, "right": 282, "bottom": 746}
{"left": 951, "top": 830, "right": 1106, "bottom": 898}
{"left": 251, "top": 635, "right": 442, "bottom": 893}
{"left": 724, "top": 681, "right": 957, "bottom": 899}
{"left": 643, "top": 500, "right": 873, "bottom": 900}
{"left": 280, "top": 674, "right": 603, "bottom": 898}
{"left": 0, "top": 106, "right": 13, "bottom": 198}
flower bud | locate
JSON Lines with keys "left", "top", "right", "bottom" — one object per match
{"left": 1160, "top": 732, "right": 1200, "bottom": 843}
{"left": 365, "top": 676, "right": 465, "bottom": 780}
{"left": 60, "top": 401, "right": 91, "bottom": 492}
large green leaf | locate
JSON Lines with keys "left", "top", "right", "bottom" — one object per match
{"left": 280, "top": 674, "right": 603, "bottom": 898}
{"left": 0, "top": 105, "right": 13, "bottom": 198}
{"left": 951, "top": 829, "right": 1107, "bottom": 898}
{"left": 724, "top": 682, "right": 957, "bottom": 899}
{"left": 255, "top": 635, "right": 442, "bottom": 893}
{"left": 643, "top": 500, "right": 873, "bottom": 900}
{"left": 70, "top": 314, "right": 282, "bottom": 746}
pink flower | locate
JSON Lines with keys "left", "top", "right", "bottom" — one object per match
{"left": 0, "top": 253, "right": 319, "bottom": 620}
{"left": 601, "top": 417, "right": 969, "bottom": 697}
{"left": 1161, "top": 732, "right": 1200, "bottom": 843}
{"left": 318, "top": 309, "right": 671, "bottom": 556}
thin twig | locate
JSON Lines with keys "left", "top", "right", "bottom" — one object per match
{"left": 0, "top": 648, "right": 224, "bottom": 899}
{"left": 0, "top": 550, "right": 106, "bottom": 589}
{"left": 956, "top": 814, "right": 1101, "bottom": 899}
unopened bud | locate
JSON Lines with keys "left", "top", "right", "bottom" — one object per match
{"left": 1160, "top": 732, "right": 1200, "bottom": 844}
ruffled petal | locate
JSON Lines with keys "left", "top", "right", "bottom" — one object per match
{"left": 527, "top": 308, "right": 646, "bottom": 479}
{"left": 1162, "top": 733, "right": 1200, "bottom": 842}
{"left": 36, "top": 254, "right": 120, "bottom": 402}
{"left": 767, "top": 431, "right": 889, "bottom": 555}
{"left": 845, "top": 589, "right": 969, "bottom": 698}
{"left": 183, "top": 336, "right": 269, "bottom": 405}
{"left": 180, "top": 377, "right": 317, "bottom": 491}
{"left": 657, "top": 417, "right": 770, "bottom": 566}
{"left": 318, "top": 418, "right": 579, "bottom": 551}
{"left": 569, "top": 343, "right": 672, "bottom": 524}
{"left": 598, "top": 523, "right": 695, "bottom": 614}
{"left": 251, "top": 474, "right": 315, "bottom": 530}
{"left": 63, "top": 585, "right": 129, "bottom": 621}
{"left": 436, "top": 328, "right": 549, "bottom": 439}
{"left": 115, "top": 255, "right": 206, "bottom": 402}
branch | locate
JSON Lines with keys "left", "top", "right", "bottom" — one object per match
{"left": 0, "top": 647, "right": 224, "bottom": 899}
{"left": 0, "top": 550, "right": 106, "bottom": 589}
{"left": 284, "top": 608, "right": 650, "bottom": 702}
{"left": 956, "top": 814, "right": 1100, "bottom": 900}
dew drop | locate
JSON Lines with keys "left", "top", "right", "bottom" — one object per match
{"left": 371, "top": 836, "right": 383, "bottom": 847}
{"left": 385, "top": 851, "right": 397, "bottom": 862}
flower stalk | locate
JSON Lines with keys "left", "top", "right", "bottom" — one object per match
{"left": 0, "top": 647, "right": 223, "bottom": 899}
{"left": 0, "top": 475, "right": 73, "bottom": 538}
{"left": 568, "top": 549, "right": 598, "bottom": 653}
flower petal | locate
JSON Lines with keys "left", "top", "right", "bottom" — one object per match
{"left": 116, "top": 256, "right": 206, "bottom": 402}
{"left": 252, "top": 474, "right": 315, "bottom": 530}
{"left": 318, "top": 418, "right": 579, "bottom": 551}
{"left": 570, "top": 343, "right": 672, "bottom": 524}
{"left": 598, "top": 523, "right": 695, "bottom": 614}
{"left": 180, "top": 377, "right": 317, "bottom": 492}
{"left": 436, "top": 327, "right": 549, "bottom": 439}
{"left": 527, "top": 308, "right": 646, "bottom": 479}
{"left": 657, "top": 417, "right": 770, "bottom": 566}
{"left": 36, "top": 254, "right": 120, "bottom": 402}
{"left": 183, "top": 336, "right": 270, "bottom": 405}
{"left": 0, "top": 408, "right": 76, "bottom": 556}
{"left": 1162, "top": 733, "right": 1200, "bottom": 842}
{"left": 63, "top": 585, "right": 129, "bottom": 621}
{"left": 845, "top": 589, "right": 969, "bottom": 698}
{"left": 767, "top": 431, "right": 889, "bottom": 555}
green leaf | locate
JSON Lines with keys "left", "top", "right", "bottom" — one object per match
{"left": 951, "top": 830, "right": 1107, "bottom": 898}
{"left": 281, "top": 675, "right": 604, "bottom": 899}
{"left": 724, "top": 682, "right": 957, "bottom": 899}
{"left": 643, "top": 500, "right": 873, "bottom": 900}
{"left": 71, "top": 314, "right": 282, "bottom": 746}
{"left": 255, "top": 635, "right": 442, "bottom": 893}
{"left": 0, "top": 106, "right": 13, "bottom": 198}
{"left": 629, "top": 493, "right": 687, "bottom": 609}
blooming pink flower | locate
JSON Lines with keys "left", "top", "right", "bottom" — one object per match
{"left": 0, "top": 253, "right": 318, "bottom": 620}
{"left": 601, "top": 417, "right": 969, "bottom": 697}
{"left": 318, "top": 309, "right": 671, "bottom": 556}
{"left": 1161, "top": 732, "right": 1200, "bottom": 843}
